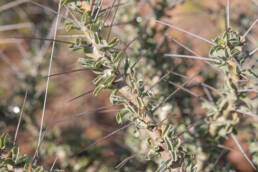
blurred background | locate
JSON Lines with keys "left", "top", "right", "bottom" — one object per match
{"left": 0, "top": 0, "right": 257, "bottom": 171}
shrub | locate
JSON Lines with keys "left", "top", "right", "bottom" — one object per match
{"left": 0, "top": 0, "right": 257, "bottom": 171}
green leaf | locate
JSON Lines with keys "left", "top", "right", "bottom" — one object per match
{"left": 113, "top": 51, "right": 123, "bottom": 66}
{"left": 65, "top": 24, "right": 73, "bottom": 32}
{"left": 78, "top": 58, "right": 96, "bottom": 68}
{"left": 162, "top": 124, "right": 170, "bottom": 137}
{"left": 93, "top": 75, "right": 104, "bottom": 85}
{"left": 12, "top": 146, "right": 19, "bottom": 162}
{"left": 110, "top": 95, "right": 127, "bottom": 105}
{"left": 17, "top": 155, "right": 30, "bottom": 164}
{"left": 225, "top": 48, "right": 229, "bottom": 58}
{"left": 95, "top": 57, "right": 103, "bottom": 68}
{"left": 73, "top": 158, "right": 90, "bottom": 171}
{"left": 102, "top": 75, "right": 115, "bottom": 87}
{"left": 5, "top": 158, "right": 15, "bottom": 165}
{"left": 0, "top": 133, "right": 8, "bottom": 149}
{"left": 129, "top": 76, "right": 136, "bottom": 92}
{"left": 116, "top": 109, "right": 129, "bottom": 124}
{"left": 34, "top": 166, "right": 44, "bottom": 172}
{"left": 242, "top": 69, "right": 258, "bottom": 78}
{"left": 64, "top": 21, "right": 79, "bottom": 32}
{"left": 164, "top": 137, "right": 172, "bottom": 151}
{"left": 146, "top": 150, "right": 159, "bottom": 160}
{"left": 156, "top": 159, "right": 171, "bottom": 172}
{"left": 93, "top": 85, "right": 104, "bottom": 96}
{"left": 92, "top": 68, "right": 103, "bottom": 74}
{"left": 171, "top": 151, "right": 177, "bottom": 161}
{"left": 81, "top": 12, "right": 92, "bottom": 25}
{"left": 94, "top": 32, "right": 100, "bottom": 44}
{"left": 110, "top": 89, "right": 118, "bottom": 104}
{"left": 61, "top": 0, "right": 79, "bottom": 6}
{"left": 83, "top": 45, "right": 93, "bottom": 54}
{"left": 147, "top": 138, "right": 152, "bottom": 146}
{"left": 136, "top": 97, "right": 144, "bottom": 109}
{"left": 108, "top": 37, "right": 119, "bottom": 48}
{"left": 124, "top": 58, "right": 130, "bottom": 74}
{"left": 125, "top": 104, "right": 136, "bottom": 114}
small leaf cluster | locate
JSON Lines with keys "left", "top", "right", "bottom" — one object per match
{"left": 203, "top": 29, "right": 257, "bottom": 139}
{"left": 62, "top": 0, "right": 195, "bottom": 170}
{"left": 0, "top": 134, "right": 54, "bottom": 172}
{"left": 61, "top": 0, "right": 257, "bottom": 171}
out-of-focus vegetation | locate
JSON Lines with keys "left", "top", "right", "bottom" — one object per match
{"left": 0, "top": 0, "right": 257, "bottom": 171}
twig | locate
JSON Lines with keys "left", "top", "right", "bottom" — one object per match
{"left": 164, "top": 79, "right": 210, "bottom": 103}
{"left": 0, "top": 0, "right": 29, "bottom": 13}
{"left": 239, "top": 89, "right": 258, "bottom": 93}
{"left": 243, "top": 18, "right": 258, "bottom": 39}
{"left": 13, "top": 90, "right": 28, "bottom": 146}
{"left": 30, "top": 0, "right": 57, "bottom": 14}
{"left": 169, "top": 37, "right": 220, "bottom": 72}
{"left": 171, "top": 37, "right": 199, "bottom": 56}
{"left": 55, "top": 105, "right": 119, "bottom": 124}
{"left": 73, "top": 123, "right": 132, "bottom": 157}
{"left": 226, "top": 0, "right": 230, "bottom": 30}
{"left": 50, "top": 157, "right": 58, "bottom": 171}
{"left": 155, "top": 20, "right": 215, "bottom": 46}
{"left": 107, "top": 0, "right": 121, "bottom": 41}
{"left": 93, "top": 0, "right": 104, "bottom": 21}
{"left": 43, "top": 68, "right": 88, "bottom": 78}
{"left": 235, "top": 110, "right": 258, "bottom": 119}
{"left": 153, "top": 29, "right": 169, "bottom": 54}
{"left": 115, "top": 153, "right": 143, "bottom": 169}
{"left": 57, "top": 34, "right": 85, "bottom": 38}
{"left": 100, "top": 2, "right": 127, "bottom": 14}
{"left": 34, "top": 0, "right": 62, "bottom": 161}
{"left": 152, "top": 76, "right": 195, "bottom": 113}
{"left": 67, "top": 89, "right": 94, "bottom": 103}
{"left": 4, "top": 36, "right": 76, "bottom": 45}
{"left": 103, "top": 0, "right": 117, "bottom": 27}
{"left": 231, "top": 133, "right": 257, "bottom": 170}
{"left": 147, "top": 70, "right": 173, "bottom": 92}
{"left": 165, "top": 54, "right": 219, "bottom": 62}
{"left": 212, "top": 150, "right": 227, "bottom": 169}
{"left": 217, "top": 144, "right": 237, "bottom": 152}
{"left": 91, "top": 0, "right": 97, "bottom": 16}
{"left": 0, "top": 23, "right": 32, "bottom": 32}
{"left": 203, "top": 86, "right": 215, "bottom": 105}
{"left": 170, "top": 71, "right": 219, "bottom": 93}
{"left": 249, "top": 47, "right": 258, "bottom": 56}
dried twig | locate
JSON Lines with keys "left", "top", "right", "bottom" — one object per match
{"left": 231, "top": 133, "right": 257, "bottom": 170}
{"left": 67, "top": 89, "right": 94, "bottom": 103}
{"left": 243, "top": 18, "right": 258, "bottom": 39}
{"left": 156, "top": 20, "right": 215, "bottom": 46}
{"left": 34, "top": 0, "right": 62, "bottom": 161}
{"left": 226, "top": 0, "right": 230, "bottom": 30}
{"left": 0, "top": 0, "right": 29, "bottom": 13}
{"left": 73, "top": 123, "right": 132, "bottom": 157}
{"left": 14, "top": 90, "right": 28, "bottom": 146}
{"left": 44, "top": 68, "right": 88, "bottom": 78}
{"left": 165, "top": 54, "right": 219, "bottom": 63}
{"left": 0, "top": 23, "right": 32, "bottom": 32}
